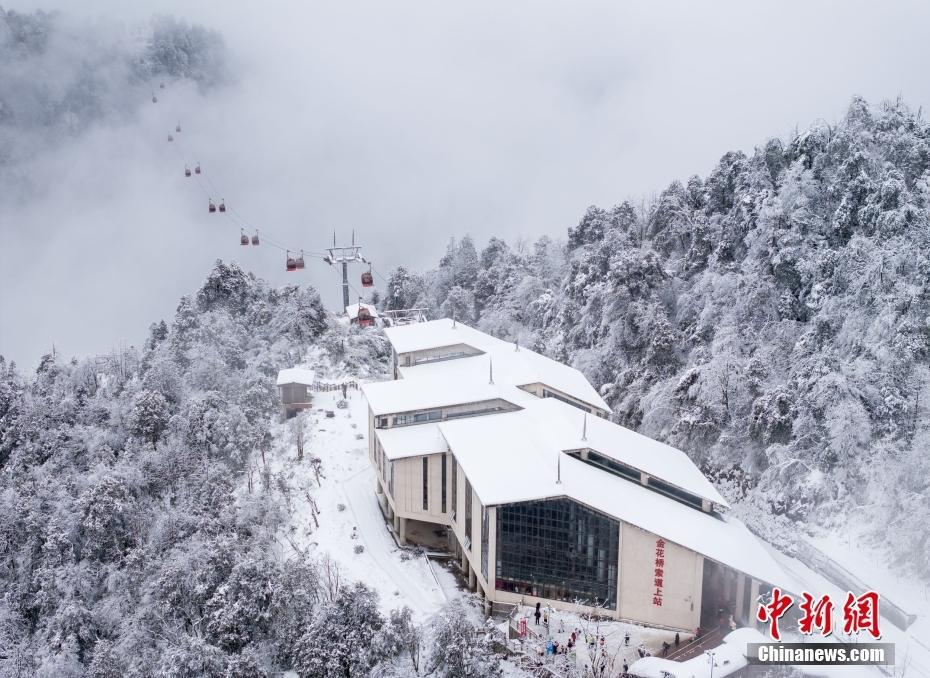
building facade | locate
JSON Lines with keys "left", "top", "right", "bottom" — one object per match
{"left": 361, "top": 319, "right": 790, "bottom": 633}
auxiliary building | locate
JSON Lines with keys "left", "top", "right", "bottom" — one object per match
{"left": 362, "top": 319, "right": 789, "bottom": 633}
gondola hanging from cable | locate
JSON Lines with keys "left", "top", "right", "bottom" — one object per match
{"left": 240, "top": 230, "right": 249, "bottom": 246}
{"left": 184, "top": 165, "right": 191, "bottom": 177}
{"left": 167, "top": 134, "right": 174, "bottom": 142}
{"left": 194, "top": 163, "right": 201, "bottom": 175}
{"left": 176, "top": 122, "right": 182, "bottom": 133}
{"left": 251, "top": 231, "right": 260, "bottom": 246}
{"left": 218, "top": 200, "right": 226, "bottom": 213}
{"left": 208, "top": 199, "right": 217, "bottom": 213}
{"left": 361, "top": 267, "right": 374, "bottom": 287}
{"left": 152, "top": 93, "right": 158, "bottom": 103}
{"left": 296, "top": 250, "right": 306, "bottom": 269}
{"left": 286, "top": 251, "right": 297, "bottom": 272}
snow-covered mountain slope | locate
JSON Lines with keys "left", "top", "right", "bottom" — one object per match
{"left": 384, "top": 97, "right": 930, "bottom": 588}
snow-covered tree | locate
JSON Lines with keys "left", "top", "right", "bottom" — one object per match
{"left": 427, "top": 600, "right": 501, "bottom": 678}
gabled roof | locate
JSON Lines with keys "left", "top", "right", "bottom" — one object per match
{"left": 375, "top": 423, "right": 449, "bottom": 460}
{"left": 383, "top": 319, "right": 489, "bottom": 354}
{"left": 437, "top": 401, "right": 787, "bottom": 588}
{"left": 386, "top": 319, "right": 610, "bottom": 412}
{"left": 276, "top": 367, "right": 317, "bottom": 386}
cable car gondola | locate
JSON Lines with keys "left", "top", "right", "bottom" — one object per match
{"left": 176, "top": 122, "right": 182, "bottom": 133}
{"left": 218, "top": 200, "right": 226, "bottom": 213}
{"left": 184, "top": 166, "right": 191, "bottom": 177}
{"left": 361, "top": 268, "right": 374, "bottom": 287}
{"left": 194, "top": 164, "right": 201, "bottom": 175}
{"left": 240, "top": 230, "right": 249, "bottom": 246}
{"left": 159, "top": 82, "right": 165, "bottom": 89}
{"left": 152, "top": 93, "right": 157, "bottom": 103}
{"left": 296, "top": 251, "right": 305, "bottom": 269}
{"left": 208, "top": 200, "right": 217, "bottom": 213}
{"left": 286, "top": 251, "right": 297, "bottom": 272}
{"left": 251, "top": 231, "right": 260, "bottom": 246}
{"left": 167, "top": 134, "right": 174, "bottom": 142}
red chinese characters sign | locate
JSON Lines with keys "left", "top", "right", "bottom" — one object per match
{"left": 653, "top": 538, "right": 665, "bottom": 607}
{"left": 757, "top": 589, "right": 881, "bottom": 641}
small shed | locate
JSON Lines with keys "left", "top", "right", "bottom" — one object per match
{"left": 276, "top": 367, "right": 316, "bottom": 418}
{"left": 346, "top": 302, "right": 379, "bottom": 328}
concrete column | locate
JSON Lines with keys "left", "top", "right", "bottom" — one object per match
{"left": 461, "top": 550, "right": 468, "bottom": 572}
{"left": 468, "top": 565, "right": 477, "bottom": 591}
{"left": 393, "top": 514, "right": 400, "bottom": 534}
{"left": 749, "top": 579, "right": 761, "bottom": 627}
{"left": 399, "top": 517, "right": 407, "bottom": 545}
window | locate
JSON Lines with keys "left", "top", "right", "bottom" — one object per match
{"left": 543, "top": 388, "right": 592, "bottom": 413}
{"left": 376, "top": 417, "right": 388, "bottom": 428}
{"left": 422, "top": 457, "right": 429, "bottom": 511}
{"left": 571, "top": 449, "right": 642, "bottom": 484}
{"left": 647, "top": 476, "right": 703, "bottom": 510}
{"left": 464, "top": 478, "right": 473, "bottom": 543}
{"left": 443, "top": 405, "right": 505, "bottom": 420}
{"left": 451, "top": 459, "right": 457, "bottom": 519}
{"left": 389, "top": 462, "right": 395, "bottom": 498}
{"left": 441, "top": 454, "right": 448, "bottom": 513}
{"left": 495, "top": 498, "right": 619, "bottom": 608}
{"left": 393, "top": 409, "right": 441, "bottom": 426}
{"left": 481, "top": 505, "right": 490, "bottom": 581}
{"left": 414, "top": 350, "right": 467, "bottom": 365}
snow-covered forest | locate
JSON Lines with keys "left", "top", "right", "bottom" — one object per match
{"left": 382, "top": 97, "right": 930, "bottom": 582}
{"left": 0, "top": 263, "right": 504, "bottom": 677}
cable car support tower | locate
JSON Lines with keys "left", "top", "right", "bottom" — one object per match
{"left": 323, "top": 231, "right": 367, "bottom": 312}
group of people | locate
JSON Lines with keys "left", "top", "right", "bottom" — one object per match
{"left": 529, "top": 602, "right": 686, "bottom": 678}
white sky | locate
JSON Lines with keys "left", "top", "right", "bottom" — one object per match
{"left": 2, "top": 0, "right": 930, "bottom": 368}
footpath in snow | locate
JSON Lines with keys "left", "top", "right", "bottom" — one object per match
{"left": 266, "top": 361, "right": 447, "bottom": 622}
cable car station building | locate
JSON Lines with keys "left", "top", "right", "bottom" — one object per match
{"left": 361, "top": 320, "right": 789, "bottom": 632}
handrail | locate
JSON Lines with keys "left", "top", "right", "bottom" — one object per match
{"left": 665, "top": 625, "right": 722, "bottom": 661}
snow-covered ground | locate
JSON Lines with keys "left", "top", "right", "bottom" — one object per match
{"left": 264, "top": 350, "right": 447, "bottom": 622}
{"left": 808, "top": 524, "right": 930, "bottom": 641}
{"left": 508, "top": 603, "right": 686, "bottom": 673}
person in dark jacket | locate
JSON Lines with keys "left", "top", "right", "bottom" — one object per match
{"left": 675, "top": 631, "right": 680, "bottom": 648}
{"left": 534, "top": 602, "right": 541, "bottom": 625}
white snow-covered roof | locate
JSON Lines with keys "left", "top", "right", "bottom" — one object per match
{"left": 438, "top": 403, "right": 789, "bottom": 589}
{"left": 276, "top": 367, "right": 317, "bottom": 386}
{"left": 375, "top": 423, "right": 449, "bottom": 460}
{"left": 361, "top": 377, "right": 534, "bottom": 416}
{"left": 629, "top": 628, "right": 768, "bottom": 678}
{"left": 387, "top": 319, "right": 610, "bottom": 412}
{"left": 346, "top": 302, "right": 378, "bottom": 320}
{"left": 383, "top": 318, "right": 489, "bottom": 354}
{"left": 529, "top": 398, "right": 728, "bottom": 508}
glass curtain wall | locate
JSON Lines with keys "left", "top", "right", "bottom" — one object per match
{"left": 495, "top": 498, "right": 619, "bottom": 608}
